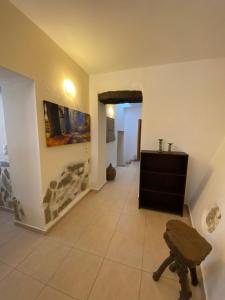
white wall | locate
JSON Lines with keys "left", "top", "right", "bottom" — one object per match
{"left": 90, "top": 68, "right": 144, "bottom": 189}
{"left": 106, "top": 141, "right": 117, "bottom": 168}
{"left": 90, "top": 100, "right": 106, "bottom": 190}
{"left": 0, "top": 0, "right": 90, "bottom": 206}
{"left": 105, "top": 103, "right": 142, "bottom": 168}
{"left": 0, "top": 69, "right": 44, "bottom": 229}
{"left": 106, "top": 104, "right": 117, "bottom": 168}
{"left": 90, "top": 58, "right": 225, "bottom": 299}
{"left": 124, "top": 104, "right": 142, "bottom": 163}
{"left": 0, "top": 90, "right": 7, "bottom": 161}
{"left": 190, "top": 137, "right": 225, "bottom": 300}
{"left": 115, "top": 104, "right": 125, "bottom": 131}
{"left": 90, "top": 58, "right": 225, "bottom": 203}
{"left": 115, "top": 104, "right": 125, "bottom": 166}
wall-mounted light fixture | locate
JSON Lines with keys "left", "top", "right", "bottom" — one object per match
{"left": 63, "top": 79, "right": 76, "bottom": 98}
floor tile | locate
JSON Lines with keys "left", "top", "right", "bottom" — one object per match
{"left": 89, "top": 259, "right": 141, "bottom": 300}
{"left": 0, "top": 231, "right": 43, "bottom": 266}
{"left": 0, "top": 211, "right": 13, "bottom": 224}
{"left": 140, "top": 271, "right": 205, "bottom": 300}
{"left": 140, "top": 271, "right": 181, "bottom": 300}
{"left": 142, "top": 244, "right": 177, "bottom": 280}
{"left": 48, "top": 219, "right": 84, "bottom": 247}
{"left": 92, "top": 204, "right": 121, "bottom": 215}
{"left": 0, "top": 163, "right": 204, "bottom": 299}
{"left": 0, "top": 270, "right": 43, "bottom": 300}
{"left": 75, "top": 225, "right": 114, "bottom": 256}
{"left": 145, "top": 210, "right": 185, "bottom": 229}
{"left": 96, "top": 195, "right": 125, "bottom": 214}
{"left": 106, "top": 231, "right": 144, "bottom": 269}
{"left": 17, "top": 238, "right": 71, "bottom": 283}
{"left": 75, "top": 192, "right": 104, "bottom": 211}
{"left": 49, "top": 248, "right": 102, "bottom": 300}
{"left": 0, "top": 218, "right": 19, "bottom": 233}
{"left": 144, "top": 222, "right": 165, "bottom": 249}
{"left": 0, "top": 225, "right": 18, "bottom": 247}
{"left": 0, "top": 261, "right": 13, "bottom": 281}
{"left": 91, "top": 212, "right": 120, "bottom": 230}
{"left": 116, "top": 213, "right": 146, "bottom": 241}
{"left": 122, "top": 195, "right": 140, "bottom": 215}
{"left": 0, "top": 219, "right": 23, "bottom": 247}
{"left": 64, "top": 205, "right": 97, "bottom": 227}
{"left": 37, "top": 286, "right": 75, "bottom": 300}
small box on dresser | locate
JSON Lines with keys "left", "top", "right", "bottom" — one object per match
{"left": 139, "top": 150, "right": 188, "bottom": 215}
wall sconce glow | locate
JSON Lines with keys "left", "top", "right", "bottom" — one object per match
{"left": 107, "top": 105, "right": 115, "bottom": 118}
{"left": 63, "top": 79, "right": 76, "bottom": 98}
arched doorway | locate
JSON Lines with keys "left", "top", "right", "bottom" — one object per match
{"left": 98, "top": 90, "right": 143, "bottom": 185}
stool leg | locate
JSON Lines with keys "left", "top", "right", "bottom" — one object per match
{"left": 176, "top": 260, "right": 192, "bottom": 300}
{"left": 169, "top": 262, "right": 177, "bottom": 273}
{"left": 189, "top": 267, "right": 198, "bottom": 286}
{"left": 153, "top": 255, "right": 174, "bottom": 281}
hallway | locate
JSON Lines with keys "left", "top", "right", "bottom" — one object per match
{"left": 0, "top": 163, "right": 204, "bottom": 300}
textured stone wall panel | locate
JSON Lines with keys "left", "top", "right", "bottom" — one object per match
{"left": 43, "top": 159, "right": 90, "bottom": 225}
{"left": 0, "top": 162, "right": 13, "bottom": 210}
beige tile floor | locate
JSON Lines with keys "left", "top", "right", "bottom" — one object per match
{"left": 0, "top": 162, "right": 205, "bottom": 300}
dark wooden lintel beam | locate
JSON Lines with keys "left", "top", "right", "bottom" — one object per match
{"left": 98, "top": 90, "right": 143, "bottom": 104}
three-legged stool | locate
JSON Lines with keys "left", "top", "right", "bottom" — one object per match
{"left": 153, "top": 220, "right": 212, "bottom": 300}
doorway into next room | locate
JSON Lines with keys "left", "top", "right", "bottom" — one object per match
{"left": 106, "top": 103, "right": 142, "bottom": 169}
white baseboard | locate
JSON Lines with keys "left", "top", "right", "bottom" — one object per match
{"left": 14, "top": 220, "right": 46, "bottom": 234}
{"left": 14, "top": 188, "right": 91, "bottom": 234}
{"left": 0, "top": 206, "right": 14, "bottom": 213}
{"left": 91, "top": 181, "right": 106, "bottom": 192}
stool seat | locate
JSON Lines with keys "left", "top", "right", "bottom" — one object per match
{"left": 165, "top": 220, "right": 212, "bottom": 268}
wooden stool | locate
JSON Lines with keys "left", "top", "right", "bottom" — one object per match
{"left": 153, "top": 220, "right": 212, "bottom": 300}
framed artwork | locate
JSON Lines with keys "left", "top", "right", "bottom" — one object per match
{"left": 106, "top": 117, "right": 115, "bottom": 143}
{"left": 43, "top": 100, "right": 91, "bottom": 147}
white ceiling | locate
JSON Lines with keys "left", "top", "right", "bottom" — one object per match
{"left": 10, "top": 0, "right": 225, "bottom": 74}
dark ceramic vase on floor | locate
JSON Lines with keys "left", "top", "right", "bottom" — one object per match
{"left": 106, "top": 163, "right": 116, "bottom": 181}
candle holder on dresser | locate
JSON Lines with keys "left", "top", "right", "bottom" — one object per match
{"left": 158, "top": 139, "right": 163, "bottom": 152}
{"left": 168, "top": 143, "right": 173, "bottom": 152}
